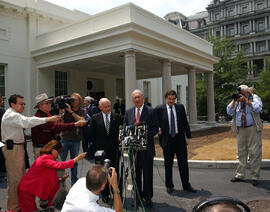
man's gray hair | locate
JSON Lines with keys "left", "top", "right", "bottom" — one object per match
{"left": 84, "top": 96, "right": 95, "bottom": 103}
{"left": 131, "top": 89, "right": 144, "bottom": 97}
{"left": 239, "top": 85, "right": 249, "bottom": 92}
{"left": 99, "top": 98, "right": 111, "bottom": 106}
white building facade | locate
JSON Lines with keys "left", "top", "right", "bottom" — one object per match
{"left": 0, "top": 0, "right": 218, "bottom": 125}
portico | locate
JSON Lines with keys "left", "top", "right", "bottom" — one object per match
{"left": 31, "top": 3, "right": 219, "bottom": 124}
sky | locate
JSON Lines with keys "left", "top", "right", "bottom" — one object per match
{"left": 45, "top": 0, "right": 211, "bottom": 18}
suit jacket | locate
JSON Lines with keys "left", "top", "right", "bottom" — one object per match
{"left": 89, "top": 112, "right": 122, "bottom": 155}
{"left": 124, "top": 105, "right": 158, "bottom": 157}
{"left": 155, "top": 103, "right": 191, "bottom": 148}
{"left": 87, "top": 104, "right": 99, "bottom": 117}
{"left": 18, "top": 154, "right": 74, "bottom": 200}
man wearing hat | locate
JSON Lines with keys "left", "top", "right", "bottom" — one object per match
{"left": 31, "top": 93, "right": 86, "bottom": 158}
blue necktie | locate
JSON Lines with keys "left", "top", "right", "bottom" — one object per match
{"left": 170, "top": 106, "right": 176, "bottom": 137}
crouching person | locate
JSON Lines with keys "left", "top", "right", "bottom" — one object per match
{"left": 17, "top": 139, "right": 86, "bottom": 212}
{"left": 62, "top": 165, "right": 122, "bottom": 212}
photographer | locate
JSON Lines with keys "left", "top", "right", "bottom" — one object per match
{"left": 31, "top": 93, "right": 86, "bottom": 158}
{"left": 227, "top": 85, "right": 262, "bottom": 186}
{"left": 60, "top": 92, "right": 86, "bottom": 186}
{"left": 62, "top": 165, "right": 122, "bottom": 212}
{"left": 17, "top": 140, "right": 86, "bottom": 212}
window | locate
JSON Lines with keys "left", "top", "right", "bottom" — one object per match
{"left": 256, "top": 19, "right": 265, "bottom": 32}
{"left": 0, "top": 65, "right": 5, "bottom": 97}
{"left": 227, "top": 25, "right": 235, "bottom": 36}
{"left": 143, "top": 81, "right": 151, "bottom": 103}
{"left": 176, "top": 85, "right": 181, "bottom": 104}
{"left": 227, "top": 7, "right": 235, "bottom": 16}
{"left": 241, "top": 43, "right": 250, "bottom": 54}
{"left": 253, "top": 59, "right": 264, "bottom": 77}
{"left": 55, "top": 71, "right": 67, "bottom": 96}
{"left": 241, "top": 22, "right": 250, "bottom": 34}
{"left": 256, "top": 2, "right": 265, "bottom": 10}
{"left": 116, "top": 79, "right": 124, "bottom": 99}
{"left": 215, "top": 30, "right": 220, "bottom": 37}
{"left": 256, "top": 41, "right": 266, "bottom": 52}
{"left": 215, "top": 12, "right": 220, "bottom": 20}
{"left": 241, "top": 5, "right": 248, "bottom": 13}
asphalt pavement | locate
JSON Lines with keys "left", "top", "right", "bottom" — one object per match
{"left": 1, "top": 142, "right": 270, "bottom": 212}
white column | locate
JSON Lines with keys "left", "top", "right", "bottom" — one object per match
{"left": 161, "top": 60, "right": 172, "bottom": 100}
{"left": 220, "top": 26, "right": 223, "bottom": 37}
{"left": 265, "top": 17, "right": 268, "bottom": 29}
{"left": 188, "top": 68, "right": 197, "bottom": 125}
{"left": 124, "top": 50, "right": 137, "bottom": 109}
{"left": 207, "top": 72, "right": 215, "bottom": 123}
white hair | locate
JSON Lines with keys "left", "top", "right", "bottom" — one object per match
{"left": 239, "top": 85, "right": 249, "bottom": 92}
{"left": 131, "top": 89, "right": 144, "bottom": 97}
{"left": 99, "top": 98, "right": 111, "bottom": 106}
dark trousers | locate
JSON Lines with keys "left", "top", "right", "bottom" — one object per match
{"left": 163, "top": 134, "right": 190, "bottom": 189}
{"left": 134, "top": 150, "right": 153, "bottom": 201}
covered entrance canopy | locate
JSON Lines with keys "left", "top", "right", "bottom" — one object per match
{"left": 31, "top": 3, "right": 219, "bottom": 124}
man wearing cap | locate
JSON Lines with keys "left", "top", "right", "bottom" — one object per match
{"left": 2, "top": 94, "right": 61, "bottom": 212}
{"left": 31, "top": 93, "right": 86, "bottom": 158}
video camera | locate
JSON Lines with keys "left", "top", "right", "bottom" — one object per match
{"left": 54, "top": 95, "right": 74, "bottom": 109}
{"left": 231, "top": 87, "right": 242, "bottom": 101}
{"left": 94, "top": 150, "right": 112, "bottom": 176}
{"left": 50, "top": 95, "right": 75, "bottom": 115}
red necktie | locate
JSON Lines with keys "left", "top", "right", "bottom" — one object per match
{"left": 136, "top": 108, "right": 140, "bottom": 123}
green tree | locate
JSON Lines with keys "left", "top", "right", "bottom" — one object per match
{"left": 196, "top": 36, "right": 249, "bottom": 119}
{"left": 257, "top": 57, "right": 270, "bottom": 112}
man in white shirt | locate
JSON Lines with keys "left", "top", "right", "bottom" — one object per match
{"left": 1, "top": 94, "right": 60, "bottom": 211}
{"left": 62, "top": 165, "right": 122, "bottom": 212}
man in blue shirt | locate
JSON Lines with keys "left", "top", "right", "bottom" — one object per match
{"left": 227, "top": 85, "right": 262, "bottom": 186}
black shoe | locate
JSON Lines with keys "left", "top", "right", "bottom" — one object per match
{"left": 184, "top": 186, "right": 196, "bottom": 193}
{"left": 251, "top": 180, "right": 258, "bottom": 186}
{"left": 166, "top": 187, "right": 173, "bottom": 194}
{"left": 145, "top": 199, "right": 153, "bottom": 208}
{"left": 230, "top": 177, "right": 244, "bottom": 183}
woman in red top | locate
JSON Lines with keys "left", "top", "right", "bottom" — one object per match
{"left": 18, "top": 139, "right": 86, "bottom": 212}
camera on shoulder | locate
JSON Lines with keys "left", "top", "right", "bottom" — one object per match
{"left": 231, "top": 87, "right": 242, "bottom": 101}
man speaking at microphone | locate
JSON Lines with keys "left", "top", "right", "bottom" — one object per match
{"left": 124, "top": 89, "right": 158, "bottom": 208}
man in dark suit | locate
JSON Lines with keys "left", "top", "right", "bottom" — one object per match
{"left": 155, "top": 89, "right": 196, "bottom": 194}
{"left": 88, "top": 98, "right": 122, "bottom": 202}
{"left": 124, "top": 89, "right": 158, "bottom": 208}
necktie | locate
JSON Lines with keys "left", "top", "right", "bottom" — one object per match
{"left": 241, "top": 102, "right": 247, "bottom": 127}
{"left": 170, "top": 106, "right": 176, "bottom": 137}
{"left": 105, "top": 114, "right": 110, "bottom": 135}
{"left": 136, "top": 108, "right": 140, "bottom": 123}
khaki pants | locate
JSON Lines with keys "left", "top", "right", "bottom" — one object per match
{"left": 3, "top": 145, "right": 25, "bottom": 212}
{"left": 235, "top": 125, "right": 262, "bottom": 180}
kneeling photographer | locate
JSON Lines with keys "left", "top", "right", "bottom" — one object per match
{"left": 62, "top": 165, "right": 123, "bottom": 212}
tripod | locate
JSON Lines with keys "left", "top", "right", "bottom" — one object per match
{"left": 119, "top": 146, "right": 146, "bottom": 212}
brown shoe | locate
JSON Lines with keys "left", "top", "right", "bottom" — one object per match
{"left": 230, "top": 177, "right": 244, "bottom": 182}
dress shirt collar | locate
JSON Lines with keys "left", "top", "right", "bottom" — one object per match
{"left": 102, "top": 112, "right": 111, "bottom": 120}
{"left": 166, "top": 103, "right": 175, "bottom": 110}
